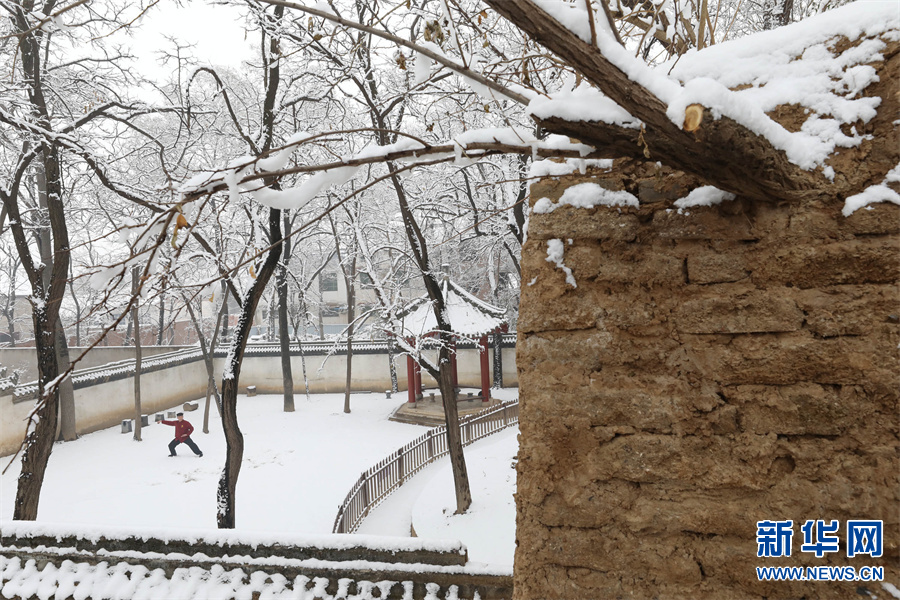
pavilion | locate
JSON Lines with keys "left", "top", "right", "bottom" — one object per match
{"left": 396, "top": 276, "right": 507, "bottom": 406}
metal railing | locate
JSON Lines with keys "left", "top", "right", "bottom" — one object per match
{"left": 332, "top": 398, "right": 520, "bottom": 534}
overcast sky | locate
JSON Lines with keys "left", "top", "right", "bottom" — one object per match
{"left": 122, "top": 2, "right": 256, "bottom": 85}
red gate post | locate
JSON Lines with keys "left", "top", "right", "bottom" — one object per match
{"left": 479, "top": 334, "right": 490, "bottom": 403}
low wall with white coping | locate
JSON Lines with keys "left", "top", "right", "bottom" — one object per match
{"left": 1, "top": 339, "right": 517, "bottom": 457}
{"left": 0, "top": 346, "right": 187, "bottom": 383}
{"left": 0, "top": 349, "right": 211, "bottom": 457}
{"left": 236, "top": 351, "right": 405, "bottom": 395}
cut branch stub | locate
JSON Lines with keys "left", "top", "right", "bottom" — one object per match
{"left": 683, "top": 104, "right": 704, "bottom": 132}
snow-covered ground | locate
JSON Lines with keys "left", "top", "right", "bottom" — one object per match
{"left": 358, "top": 426, "right": 518, "bottom": 567}
{"left": 0, "top": 389, "right": 519, "bottom": 566}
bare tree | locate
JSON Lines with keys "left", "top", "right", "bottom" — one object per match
{"left": 1, "top": 1, "right": 77, "bottom": 519}
{"left": 131, "top": 267, "right": 143, "bottom": 442}
{"left": 327, "top": 206, "right": 357, "bottom": 414}
{"left": 276, "top": 209, "right": 295, "bottom": 412}
{"left": 215, "top": 2, "right": 288, "bottom": 529}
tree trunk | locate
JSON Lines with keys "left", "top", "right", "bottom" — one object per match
{"left": 55, "top": 321, "right": 77, "bottom": 442}
{"left": 34, "top": 147, "right": 76, "bottom": 443}
{"left": 277, "top": 210, "right": 295, "bottom": 412}
{"left": 217, "top": 374, "right": 244, "bottom": 529}
{"left": 387, "top": 163, "right": 472, "bottom": 513}
{"left": 388, "top": 335, "right": 399, "bottom": 393}
{"left": 221, "top": 282, "right": 230, "bottom": 343}
{"left": 317, "top": 290, "right": 325, "bottom": 340}
{"left": 69, "top": 264, "right": 81, "bottom": 347}
{"left": 218, "top": 206, "right": 284, "bottom": 529}
{"left": 131, "top": 268, "right": 142, "bottom": 442}
{"left": 297, "top": 291, "right": 311, "bottom": 400}
{"left": 267, "top": 287, "right": 276, "bottom": 341}
{"left": 13, "top": 308, "right": 60, "bottom": 520}
{"left": 183, "top": 292, "right": 224, "bottom": 435}
{"left": 343, "top": 253, "right": 356, "bottom": 414}
{"left": 5, "top": 310, "right": 14, "bottom": 347}
{"left": 298, "top": 339, "right": 311, "bottom": 400}
{"left": 157, "top": 286, "right": 165, "bottom": 345}
{"left": 437, "top": 339, "right": 471, "bottom": 513}
{"left": 7, "top": 10, "right": 71, "bottom": 520}
{"left": 218, "top": 3, "right": 286, "bottom": 527}
{"left": 492, "top": 329, "right": 503, "bottom": 389}
{"left": 124, "top": 310, "right": 133, "bottom": 345}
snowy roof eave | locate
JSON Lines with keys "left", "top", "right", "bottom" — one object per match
{"left": 395, "top": 278, "right": 506, "bottom": 338}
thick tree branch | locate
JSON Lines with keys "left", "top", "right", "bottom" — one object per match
{"left": 485, "top": 0, "right": 822, "bottom": 202}
{"left": 181, "top": 140, "right": 605, "bottom": 202}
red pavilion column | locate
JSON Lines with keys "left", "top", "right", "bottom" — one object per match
{"left": 479, "top": 334, "right": 490, "bottom": 403}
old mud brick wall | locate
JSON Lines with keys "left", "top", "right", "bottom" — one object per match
{"left": 514, "top": 163, "right": 899, "bottom": 599}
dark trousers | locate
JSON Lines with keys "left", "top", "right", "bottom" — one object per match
{"left": 169, "top": 437, "right": 202, "bottom": 456}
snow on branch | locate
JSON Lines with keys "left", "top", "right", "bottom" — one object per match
{"left": 178, "top": 127, "right": 600, "bottom": 209}
{"left": 487, "top": 0, "right": 898, "bottom": 202}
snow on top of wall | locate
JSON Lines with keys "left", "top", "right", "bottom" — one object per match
{"left": 842, "top": 161, "right": 900, "bottom": 215}
{"left": 529, "top": 158, "right": 614, "bottom": 178}
{"left": 0, "top": 555, "right": 509, "bottom": 600}
{"left": 0, "top": 520, "right": 466, "bottom": 555}
{"left": 673, "top": 186, "right": 736, "bottom": 209}
{"left": 533, "top": 182, "right": 638, "bottom": 214}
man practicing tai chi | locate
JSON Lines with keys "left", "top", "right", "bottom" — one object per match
{"left": 161, "top": 412, "right": 203, "bottom": 457}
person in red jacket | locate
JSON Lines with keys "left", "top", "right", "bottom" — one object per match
{"left": 161, "top": 412, "right": 203, "bottom": 457}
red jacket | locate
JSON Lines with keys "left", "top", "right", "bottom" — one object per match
{"left": 162, "top": 419, "right": 194, "bottom": 441}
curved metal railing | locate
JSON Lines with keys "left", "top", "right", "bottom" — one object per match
{"left": 332, "top": 398, "right": 519, "bottom": 534}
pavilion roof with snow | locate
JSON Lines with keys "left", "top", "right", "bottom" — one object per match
{"left": 395, "top": 277, "right": 507, "bottom": 406}
{"left": 396, "top": 278, "right": 507, "bottom": 339}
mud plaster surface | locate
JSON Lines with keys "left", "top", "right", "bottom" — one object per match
{"left": 513, "top": 40, "right": 899, "bottom": 600}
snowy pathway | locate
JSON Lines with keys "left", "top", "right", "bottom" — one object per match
{"left": 357, "top": 427, "right": 519, "bottom": 566}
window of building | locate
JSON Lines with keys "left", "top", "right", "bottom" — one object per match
{"left": 499, "top": 271, "right": 518, "bottom": 290}
{"left": 359, "top": 272, "right": 373, "bottom": 285}
{"left": 320, "top": 272, "right": 338, "bottom": 292}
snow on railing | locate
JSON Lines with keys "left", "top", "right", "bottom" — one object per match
{"left": 332, "top": 398, "right": 520, "bottom": 534}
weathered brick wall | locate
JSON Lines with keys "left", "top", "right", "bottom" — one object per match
{"left": 514, "top": 162, "right": 899, "bottom": 599}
